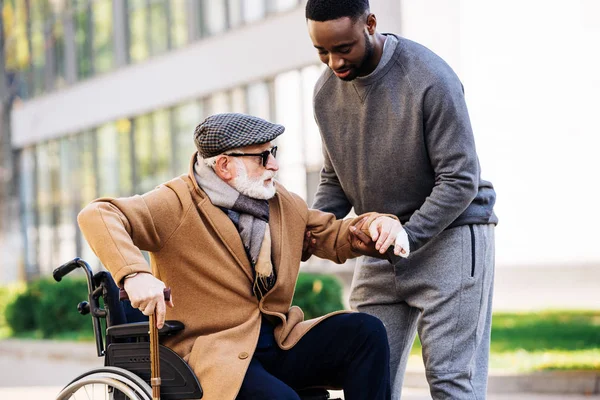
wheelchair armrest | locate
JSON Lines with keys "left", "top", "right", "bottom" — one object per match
{"left": 106, "top": 320, "right": 184, "bottom": 339}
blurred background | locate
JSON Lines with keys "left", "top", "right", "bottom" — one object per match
{"left": 0, "top": 1, "right": 599, "bottom": 397}
{"left": 0, "top": 0, "right": 599, "bottom": 301}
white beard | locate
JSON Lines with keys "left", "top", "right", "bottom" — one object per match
{"left": 231, "top": 160, "right": 277, "bottom": 200}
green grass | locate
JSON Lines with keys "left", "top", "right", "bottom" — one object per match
{"left": 408, "top": 310, "right": 600, "bottom": 372}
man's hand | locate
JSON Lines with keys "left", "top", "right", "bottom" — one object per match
{"left": 123, "top": 273, "right": 174, "bottom": 329}
{"left": 349, "top": 218, "right": 387, "bottom": 259}
{"left": 368, "top": 216, "right": 409, "bottom": 257}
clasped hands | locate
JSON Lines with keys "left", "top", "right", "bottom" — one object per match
{"left": 303, "top": 216, "right": 409, "bottom": 261}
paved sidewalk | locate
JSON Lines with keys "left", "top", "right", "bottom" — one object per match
{"left": 402, "top": 361, "right": 600, "bottom": 396}
{"left": 1, "top": 338, "right": 599, "bottom": 397}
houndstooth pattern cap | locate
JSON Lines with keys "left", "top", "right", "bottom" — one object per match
{"left": 194, "top": 113, "right": 284, "bottom": 158}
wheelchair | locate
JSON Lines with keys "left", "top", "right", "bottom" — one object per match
{"left": 53, "top": 258, "right": 338, "bottom": 400}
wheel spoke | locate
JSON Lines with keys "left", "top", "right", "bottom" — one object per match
{"left": 56, "top": 369, "right": 152, "bottom": 400}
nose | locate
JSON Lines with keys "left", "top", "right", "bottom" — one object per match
{"left": 328, "top": 54, "right": 345, "bottom": 71}
{"left": 265, "top": 154, "right": 279, "bottom": 171}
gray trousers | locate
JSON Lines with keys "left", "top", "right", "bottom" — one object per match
{"left": 350, "top": 224, "right": 495, "bottom": 400}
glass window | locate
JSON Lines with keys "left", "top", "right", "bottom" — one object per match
{"left": 170, "top": 0, "right": 188, "bottom": 49}
{"left": 2, "top": 0, "right": 31, "bottom": 100}
{"left": 271, "top": 0, "right": 298, "bottom": 13}
{"left": 36, "top": 141, "right": 61, "bottom": 275}
{"left": 243, "top": 0, "right": 266, "bottom": 23}
{"left": 74, "top": 0, "right": 94, "bottom": 79}
{"left": 58, "top": 137, "right": 77, "bottom": 264}
{"left": 227, "top": 0, "right": 243, "bottom": 29}
{"left": 35, "top": 143, "right": 50, "bottom": 274}
{"left": 208, "top": 91, "right": 230, "bottom": 115}
{"left": 133, "top": 114, "right": 154, "bottom": 193}
{"left": 230, "top": 87, "right": 246, "bottom": 113}
{"left": 274, "top": 70, "right": 306, "bottom": 199}
{"left": 92, "top": 0, "right": 113, "bottom": 74}
{"left": 247, "top": 81, "right": 271, "bottom": 121}
{"left": 201, "top": 0, "right": 227, "bottom": 36}
{"left": 173, "top": 102, "right": 203, "bottom": 175}
{"left": 96, "top": 123, "right": 121, "bottom": 197}
{"left": 19, "top": 147, "right": 39, "bottom": 277}
{"left": 128, "top": 0, "right": 149, "bottom": 63}
{"left": 153, "top": 110, "right": 173, "bottom": 185}
{"left": 52, "top": 15, "right": 66, "bottom": 89}
{"left": 301, "top": 65, "right": 324, "bottom": 169}
{"left": 149, "top": 0, "right": 169, "bottom": 55}
{"left": 76, "top": 130, "right": 99, "bottom": 268}
{"left": 29, "top": 1, "right": 47, "bottom": 94}
{"left": 78, "top": 130, "right": 98, "bottom": 204}
{"left": 116, "top": 118, "right": 134, "bottom": 195}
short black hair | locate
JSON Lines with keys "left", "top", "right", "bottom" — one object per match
{"left": 305, "top": 0, "right": 370, "bottom": 22}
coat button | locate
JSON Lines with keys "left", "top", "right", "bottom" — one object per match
{"left": 238, "top": 352, "right": 249, "bottom": 359}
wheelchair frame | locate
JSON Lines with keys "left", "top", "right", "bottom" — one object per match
{"left": 53, "top": 258, "right": 335, "bottom": 400}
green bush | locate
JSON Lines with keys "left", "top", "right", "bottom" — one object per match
{"left": 0, "top": 284, "right": 24, "bottom": 332}
{"left": 292, "top": 272, "right": 345, "bottom": 320}
{"left": 5, "top": 283, "right": 41, "bottom": 334}
{"left": 4, "top": 272, "right": 343, "bottom": 338}
{"left": 5, "top": 277, "right": 90, "bottom": 338}
{"left": 36, "top": 278, "right": 91, "bottom": 337}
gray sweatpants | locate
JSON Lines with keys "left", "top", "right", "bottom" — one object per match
{"left": 350, "top": 224, "right": 495, "bottom": 400}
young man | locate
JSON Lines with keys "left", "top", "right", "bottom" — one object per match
{"left": 78, "top": 113, "right": 403, "bottom": 400}
{"left": 304, "top": 1, "right": 498, "bottom": 399}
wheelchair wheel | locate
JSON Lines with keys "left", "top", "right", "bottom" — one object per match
{"left": 56, "top": 366, "right": 152, "bottom": 400}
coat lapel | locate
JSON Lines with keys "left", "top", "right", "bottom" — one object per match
{"left": 184, "top": 157, "right": 254, "bottom": 282}
{"left": 268, "top": 185, "right": 283, "bottom": 281}
{"left": 197, "top": 198, "right": 254, "bottom": 282}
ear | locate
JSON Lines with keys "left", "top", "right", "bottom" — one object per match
{"left": 213, "top": 155, "right": 236, "bottom": 183}
{"left": 366, "top": 13, "right": 377, "bottom": 35}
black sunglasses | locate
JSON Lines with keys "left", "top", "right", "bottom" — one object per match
{"left": 227, "top": 146, "right": 278, "bottom": 167}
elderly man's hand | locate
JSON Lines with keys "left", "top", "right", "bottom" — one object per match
{"left": 301, "top": 230, "right": 317, "bottom": 262}
{"left": 123, "top": 273, "right": 174, "bottom": 329}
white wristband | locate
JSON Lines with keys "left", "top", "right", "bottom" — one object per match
{"left": 395, "top": 229, "right": 410, "bottom": 258}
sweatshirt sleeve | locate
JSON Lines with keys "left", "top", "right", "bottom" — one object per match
{"left": 402, "top": 77, "right": 479, "bottom": 251}
{"left": 77, "top": 183, "right": 191, "bottom": 284}
{"left": 311, "top": 140, "right": 353, "bottom": 219}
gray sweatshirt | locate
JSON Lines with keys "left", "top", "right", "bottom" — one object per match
{"left": 312, "top": 34, "right": 497, "bottom": 252}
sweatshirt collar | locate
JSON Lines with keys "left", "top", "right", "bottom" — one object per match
{"left": 353, "top": 33, "right": 399, "bottom": 88}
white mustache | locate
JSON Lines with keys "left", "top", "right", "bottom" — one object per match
{"left": 259, "top": 171, "right": 276, "bottom": 182}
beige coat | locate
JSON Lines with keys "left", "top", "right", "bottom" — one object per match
{"left": 77, "top": 155, "right": 382, "bottom": 400}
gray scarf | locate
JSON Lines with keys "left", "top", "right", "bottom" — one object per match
{"left": 194, "top": 159, "right": 275, "bottom": 298}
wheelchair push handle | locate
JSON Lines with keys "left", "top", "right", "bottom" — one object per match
{"left": 53, "top": 257, "right": 86, "bottom": 282}
{"left": 119, "top": 287, "right": 172, "bottom": 302}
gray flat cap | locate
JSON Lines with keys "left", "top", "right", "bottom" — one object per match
{"left": 194, "top": 113, "right": 284, "bottom": 158}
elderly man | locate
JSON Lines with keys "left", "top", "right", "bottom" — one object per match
{"left": 78, "top": 113, "right": 407, "bottom": 400}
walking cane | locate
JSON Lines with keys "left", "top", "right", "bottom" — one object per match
{"left": 120, "top": 287, "right": 172, "bottom": 400}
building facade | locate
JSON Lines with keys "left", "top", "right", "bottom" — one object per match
{"left": 4, "top": 0, "right": 370, "bottom": 280}
{"left": 3, "top": 0, "right": 599, "bottom": 284}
